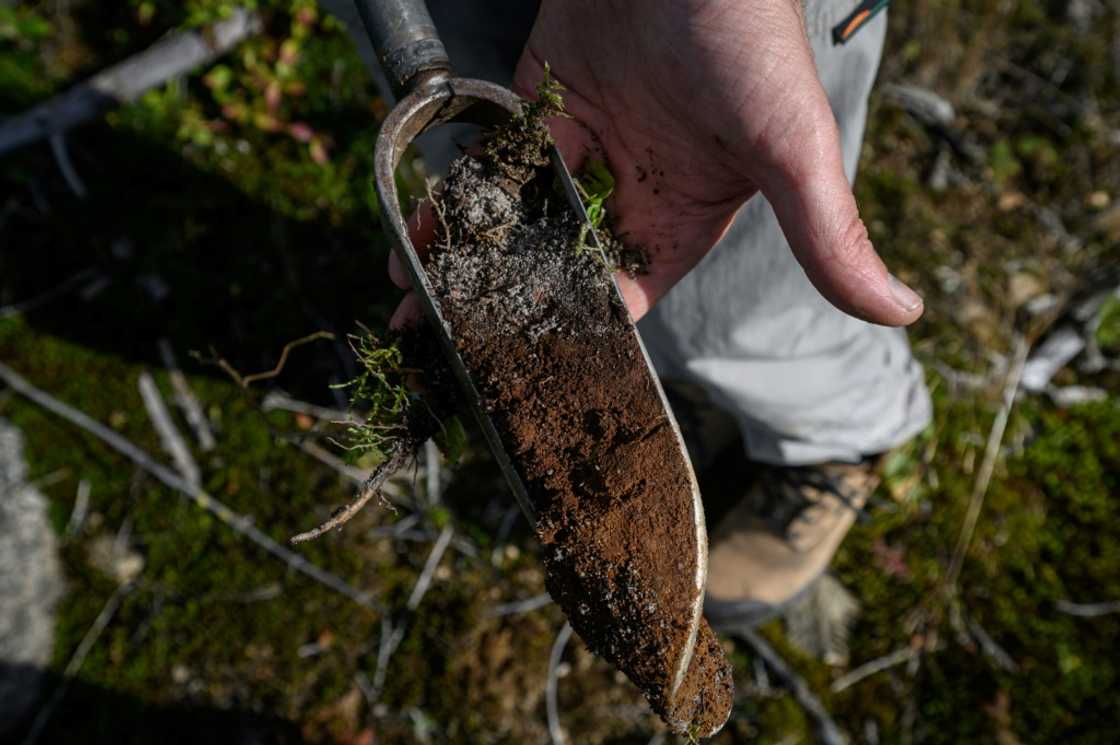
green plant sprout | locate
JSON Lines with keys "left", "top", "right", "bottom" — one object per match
{"left": 577, "top": 159, "right": 615, "bottom": 230}
{"left": 573, "top": 158, "right": 617, "bottom": 268}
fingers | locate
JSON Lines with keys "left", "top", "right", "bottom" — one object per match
{"left": 389, "top": 292, "right": 423, "bottom": 330}
{"left": 760, "top": 116, "right": 924, "bottom": 328}
{"left": 388, "top": 202, "right": 437, "bottom": 289}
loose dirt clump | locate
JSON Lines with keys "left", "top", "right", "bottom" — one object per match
{"left": 417, "top": 95, "right": 733, "bottom": 735}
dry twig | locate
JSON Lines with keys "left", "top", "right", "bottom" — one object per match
{"left": 830, "top": 646, "right": 920, "bottom": 693}
{"left": 1055, "top": 599, "right": 1120, "bottom": 618}
{"left": 407, "top": 525, "right": 454, "bottom": 610}
{"left": 0, "top": 10, "right": 262, "bottom": 155}
{"left": 486, "top": 593, "right": 553, "bottom": 619}
{"left": 0, "top": 267, "right": 97, "bottom": 319}
{"left": 138, "top": 372, "right": 201, "bottom": 487}
{"left": 944, "top": 336, "right": 1030, "bottom": 594}
{"left": 262, "top": 390, "right": 354, "bottom": 423}
{"left": 546, "top": 622, "right": 574, "bottom": 745}
{"left": 366, "top": 527, "right": 455, "bottom": 702}
{"left": 158, "top": 339, "right": 216, "bottom": 451}
{"left": 735, "top": 628, "right": 845, "bottom": 745}
{"left": 424, "top": 438, "right": 441, "bottom": 506}
{"left": 64, "top": 479, "right": 91, "bottom": 537}
{"left": 21, "top": 581, "right": 136, "bottom": 745}
{"left": 0, "top": 361, "right": 383, "bottom": 613}
{"left": 198, "top": 330, "right": 336, "bottom": 388}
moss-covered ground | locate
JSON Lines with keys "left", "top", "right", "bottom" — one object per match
{"left": 1, "top": 1, "right": 1118, "bottom": 743}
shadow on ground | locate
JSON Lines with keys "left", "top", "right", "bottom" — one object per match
{"left": 2, "top": 663, "right": 307, "bottom": 745}
{"left": 0, "top": 120, "right": 400, "bottom": 405}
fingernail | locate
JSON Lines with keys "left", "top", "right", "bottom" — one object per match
{"left": 888, "top": 274, "right": 923, "bottom": 312}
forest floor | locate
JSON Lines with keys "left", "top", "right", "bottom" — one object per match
{"left": 1, "top": 1, "right": 1119, "bottom": 743}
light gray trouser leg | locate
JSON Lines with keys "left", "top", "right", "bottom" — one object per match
{"left": 638, "top": 4, "right": 931, "bottom": 466}
{"left": 351, "top": 0, "right": 931, "bottom": 467}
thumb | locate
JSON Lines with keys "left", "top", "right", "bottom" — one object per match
{"left": 760, "top": 115, "right": 923, "bottom": 327}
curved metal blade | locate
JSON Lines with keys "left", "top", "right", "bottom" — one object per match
{"left": 372, "top": 77, "right": 707, "bottom": 697}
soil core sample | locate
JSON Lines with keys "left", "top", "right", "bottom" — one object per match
{"left": 419, "top": 101, "right": 733, "bottom": 735}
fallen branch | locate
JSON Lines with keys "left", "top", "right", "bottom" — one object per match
{"left": 830, "top": 646, "right": 920, "bottom": 694}
{"left": 370, "top": 614, "right": 407, "bottom": 701}
{"left": 0, "top": 267, "right": 98, "bottom": 319}
{"left": 406, "top": 525, "right": 453, "bottom": 610}
{"left": 966, "top": 617, "right": 1018, "bottom": 673}
{"left": 944, "top": 337, "right": 1030, "bottom": 593}
{"left": 485, "top": 593, "right": 553, "bottom": 619}
{"left": 1055, "top": 599, "right": 1120, "bottom": 618}
{"left": 262, "top": 390, "right": 354, "bottom": 423}
{"left": 424, "top": 438, "right": 441, "bottom": 506}
{"left": 138, "top": 371, "right": 201, "bottom": 487}
{"left": 735, "top": 628, "right": 844, "bottom": 745}
{"left": 48, "top": 134, "right": 87, "bottom": 198}
{"left": 158, "top": 339, "right": 216, "bottom": 451}
{"left": 546, "top": 622, "right": 574, "bottom": 745}
{"left": 64, "top": 478, "right": 91, "bottom": 538}
{"left": 21, "top": 581, "right": 136, "bottom": 745}
{"left": 0, "top": 360, "right": 383, "bottom": 614}
{"left": 288, "top": 436, "right": 368, "bottom": 483}
{"left": 367, "top": 527, "right": 455, "bottom": 702}
{"left": 0, "top": 10, "right": 263, "bottom": 156}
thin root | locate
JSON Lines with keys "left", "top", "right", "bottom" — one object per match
{"left": 195, "top": 330, "right": 336, "bottom": 388}
{"left": 290, "top": 445, "right": 412, "bottom": 544}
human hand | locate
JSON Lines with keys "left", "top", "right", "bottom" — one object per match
{"left": 391, "top": 0, "right": 922, "bottom": 327}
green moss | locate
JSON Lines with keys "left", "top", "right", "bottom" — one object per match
{"left": 1097, "top": 295, "right": 1120, "bottom": 353}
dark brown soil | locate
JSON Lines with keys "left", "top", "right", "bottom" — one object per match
{"left": 419, "top": 106, "right": 732, "bottom": 735}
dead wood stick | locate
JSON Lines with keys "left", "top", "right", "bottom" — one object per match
{"left": 0, "top": 266, "right": 97, "bottom": 319}
{"left": 138, "top": 371, "right": 201, "bottom": 487}
{"left": 0, "top": 360, "right": 383, "bottom": 614}
{"left": 406, "top": 524, "right": 453, "bottom": 610}
{"left": 830, "top": 646, "right": 920, "bottom": 693}
{"left": 735, "top": 628, "right": 844, "bottom": 745}
{"left": 485, "top": 593, "right": 553, "bottom": 619}
{"left": 370, "top": 614, "right": 407, "bottom": 699}
{"left": 21, "top": 581, "right": 135, "bottom": 745}
{"left": 64, "top": 478, "right": 91, "bottom": 537}
{"left": 1055, "top": 599, "right": 1120, "bottom": 618}
{"left": 367, "top": 529, "right": 453, "bottom": 700}
{"left": 158, "top": 339, "right": 216, "bottom": 451}
{"left": 945, "top": 336, "right": 1030, "bottom": 593}
{"left": 287, "top": 435, "right": 409, "bottom": 503}
{"left": 48, "top": 133, "right": 87, "bottom": 198}
{"left": 424, "top": 438, "right": 441, "bottom": 506}
{"left": 546, "top": 622, "right": 574, "bottom": 745}
{"left": 292, "top": 436, "right": 372, "bottom": 485}
{"left": 0, "top": 10, "right": 263, "bottom": 156}
{"left": 262, "top": 390, "right": 354, "bottom": 423}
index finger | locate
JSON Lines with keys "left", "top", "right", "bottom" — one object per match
{"left": 388, "top": 200, "right": 437, "bottom": 289}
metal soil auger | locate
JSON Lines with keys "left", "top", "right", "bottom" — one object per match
{"left": 356, "top": 0, "right": 721, "bottom": 730}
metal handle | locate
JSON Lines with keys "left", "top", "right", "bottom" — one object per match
{"left": 354, "top": 0, "right": 451, "bottom": 99}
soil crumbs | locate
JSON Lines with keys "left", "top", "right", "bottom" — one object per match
{"left": 420, "top": 107, "right": 733, "bottom": 735}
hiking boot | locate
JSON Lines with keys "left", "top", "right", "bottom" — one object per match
{"left": 704, "top": 458, "right": 880, "bottom": 630}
